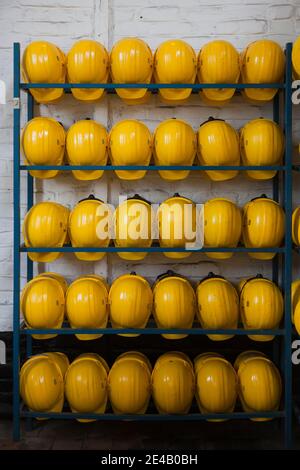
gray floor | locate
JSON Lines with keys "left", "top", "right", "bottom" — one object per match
{"left": 0, "top": 418, "right": 295, "bottom": 450}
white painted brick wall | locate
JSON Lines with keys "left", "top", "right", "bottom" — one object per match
{"left": 0, "top": 0, "right": 299, "bottom": 330}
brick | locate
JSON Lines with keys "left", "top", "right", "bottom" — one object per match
{"left": 269, "top": 4, "right": 294, "bottom": 20}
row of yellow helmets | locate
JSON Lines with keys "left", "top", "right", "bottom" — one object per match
{"left": 21, "top": 271, "right": 284, "bottom": 342}
{"left": 22, "top": 116, "right": 284, "bottom": 182}
{"left": 23, "top": 194, "right": 285, "bottom": 263}
{"left": 22, "top": 38, "right": 288, "bottom": 105}
{"left": 20, "top": 350, "right": 282, "bottom": 421}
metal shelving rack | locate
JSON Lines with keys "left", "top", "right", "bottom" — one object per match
{"left": 13, "top": 42, "right": 293, "bottom": 448}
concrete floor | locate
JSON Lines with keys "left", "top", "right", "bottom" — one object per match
{"left": 0, "top": 418, "right": 293, "bottom": 450}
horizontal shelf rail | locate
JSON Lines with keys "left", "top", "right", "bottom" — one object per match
{"left": 20, "top": 164, "right": 287, "bottom": 171}
{"left": 20, "top": 245, "right": 286, "bottom": 253}
{"left": 21, "top": 410, "right": 285, "bottom": 421}
{"left": 20, "top": 327, "right": 285, "bottom": 336}
{"left": 20, "top": 82, "right": 286, "bottom": 90}
{"left": 293, "top": 165, "right": 300, "bottom": 171}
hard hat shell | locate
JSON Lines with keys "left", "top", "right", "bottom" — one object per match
{"left": 194, "top": 352, "right": 223, "bottom": 375}
{"left": 35, "top": 272, "right": 68, "bottom": 295}
{"left": 196, "top": 273, "right": 239, "bottom": 341}
{"left": 292, "top": 36, "right": 300, "bottom": 80}
{"left": 66, "top": 119, "right": 108, "bottom": 180}
{"left": 114, "top": 195, "right": 153, "bottom": 261}
{"left": 292, "top": 207, "right": 300, "bottom": 246}
{"left": 242, "top": 195, "right": 285, "bottom": 260}
{"left": 237, "top": 356, "right": 282, "bottom": 421}
{"left": 109, "top": 273, "right": 153, "bottom": 336}
{"left": 197, "top": 118, "right": 240, "bottom": 182}
{"left": 197, "top": 40, "right": 240, "bottom": 105}
{"left": 22, "top": 202, "right": 70, "bottom": 262}
{"left": 65, "top": 353, "right": 109, "bottom": 422}
{"left": 108, "top": 119, "right": 152, "bottom": 180}
{"left": 110, "top": 38, "right": 153, "bottom": 104}
{"left": 152, "top": 352, "right": 195, "bottom": 414}
{"left": 158, "top": 194, "right": 196, "bottom": 259}
{"left": 21, "top": 275, "right": 65, "bottom": 340}
{"left": 203, "top": 198, "right": 242, "bottom": 259}
{"left": 153, "top": 119, "right": 197, "bottom": 181}
{"left": 69, "top": 195, "right": 111, "bottom": 261}
{"left": 66, "top": 275, "right": 109, "bottom": 340}
{"left": 153, "top": 270, "right": 196, "bottom": 339}
{"left": 42, "top": 352, "right": 70, "bottom": 379}
{"left": 20, "top": 354, "right": 64, "bottom": 416}
{"left": 67, "top": 40, "right": 109, "bottom": 101}
{"left": 240, "top": 118, "right": 284, "bottom": 180}
{"left": 108, "top": 351, "right": 152, "bottom": 414}
{"left": 194, "top": 355, "right": 237, "bottom": 420}
{"left": 292, "top": 279, "right": 300, "bottom": 334}
{"left": 240, "top": 40, "right": 285, "bottom": 103}
{"left": 240, "top": 275, "right": 283, "bottom": 341}
{"left": 22, "top": 41, "right": 66, "bottom": 103}
{"left": 21, "top": 117, "right": 65, "bottom": 179}
{"left": 154, "top": 40, "right": 197, "bottom": 103}
{"left": 234, "top": 350, "right": 267, "bottom": 372}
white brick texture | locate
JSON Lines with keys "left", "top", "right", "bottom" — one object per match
{"left": 0, "top": 0, "right": 299, "bottom": 329}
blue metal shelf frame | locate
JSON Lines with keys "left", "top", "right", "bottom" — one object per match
{"left": 21, "top": 410, "right": 285, "bottom": 421}
{"left": 12, "top": 42, "right": 294, "bottom": 448}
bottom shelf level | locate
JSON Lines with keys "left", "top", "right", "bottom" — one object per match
{"left": 21, "top": 410, "right": 285, "bottom": 421}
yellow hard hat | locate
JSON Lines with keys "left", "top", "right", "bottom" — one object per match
{"left": 158, "top": 194, "right": 196, "bottom": 259}
{"left": 22, "top": 41, "right": 66, "bottom": 104}
{"left": 20, "top": 274, "right": 66, "bottom": 340}
{"left": 197, "top": 118, "right": 240, "bottom": 181}
{"left": 66, "top": 119, "right": 108, "bottom": 180}
{"left": 108, "top": 119, "right": 152, "bottom": 180}
{"left": 234, "top": 350, "right": 267, "bottom": 371}
{"left": 154, "top": 40, "right": 196, "bottom": 103}
{"left": 197, "top": 40, "right": 240, "bottom": 105}
{"left": 114, "top": 195, "right": 152, "bottom": 261}
{"left": 34, "top": 272, "right": 68, "bottom": 303}
{"left": 110, "top": 38, "right": 153, "bottom": 104}
{"left": 194, "top": 352, "right": 223, "bottom": 375}
{"left": 153, "top": 119, "right": 196, "bottom": 181}
{"left": 21, "top": 117, "right": 65, "bottom": 179}
{"left": 292, "top": 279, "right": 300, "bottom": 334}
{"left": 20, "top": 354, "right": 64, "bottom": 416}
{"left": 194, "top": 355, "right": 237, "bottom": 420}
{"left": 292, "top": 207, "right": 300, "bottom": 246}
{"left": 240, "top": 40, "right": 285, "bottom": 103}
{"left": 242, "top": 195, "right": 285, "bottom": 260}
{"left": 292, "top": 36, "right": 300, "bottom": 79}
{"left": 237, "top": 356, "right": 282, "bottom": 421}
{"left": 66, "top": 275, "right": 109, "bottom": 340}
{"left": 152, "top": 352, "right": 195, "bottom": 414}
{"left": 108, "top": 273, "right": 153, "bottom": 336}
{"left": 65, "top": 353, "right": 109, "bottom": 422}
{"left": 240, "top": 118, "right": 284, "bottom": 180}
{"left": 67, "top": 40, "right": 109, "bottom": 101}
{"left": 22, "top": 202, "right": 70, "bottom": 263}
{"left": 204, "top": 198, "right": 242, "bottom": 259}
{"left": 153, "top": 270, "right": 196, "bottom": 339}
{"left": 196, "top": 272, "right": 239, "bottom": 341}
{"left": 42, "top": 352, "right": 69, "bottom": 379}
{"left": 69, "top": 195, "right": 111, "bottom": 261}
{"left": 108, "top": 352, "right": 152, "bottom": 414}
{"left": 239, "top": 274, "right": 283, "bottom": 341}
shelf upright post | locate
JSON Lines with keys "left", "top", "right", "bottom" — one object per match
{"left": 283, "top": 42, "right": 293, "bottom": 449}
{"left": 272, "top": 91, "right": 281, "bottom": 370}
{"left": 25, "top": 92, "right": 34, "bottom": 363}
{"left": 25, "top": 87, "right": 34, "bottom": 438}
{"left": 12, "top": 42, "right": 21, "bottom": 441}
